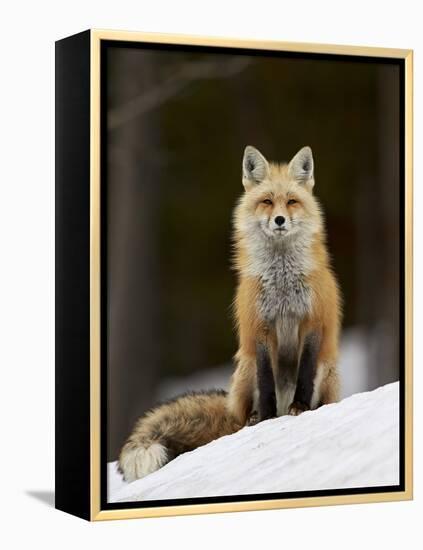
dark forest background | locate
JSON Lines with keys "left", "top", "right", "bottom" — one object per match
{"left": 106, "top": 45, "right": 400, "bottom": 461}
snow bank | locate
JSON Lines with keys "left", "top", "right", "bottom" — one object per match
{"left": 108, "top": 382, "right": 399, "bottom": 503}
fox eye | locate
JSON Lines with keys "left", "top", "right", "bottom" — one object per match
{"left": 262, "top": 199, "right": 273, "bottom": 205}
{"left": 287, "top": 199, "right": 297, "bottom": 205}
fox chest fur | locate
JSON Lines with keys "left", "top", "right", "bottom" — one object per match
{"left": 248, "top": 241, "right": 313, "bottom": 329}
{"left": 249, "top": 242, "right": 314, "bottom": 415}
{"left": 258, "top": 251, "right": 312, "bottom": 323}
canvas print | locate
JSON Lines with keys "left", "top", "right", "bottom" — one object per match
{"left": 103, "top": 42, "right": 403, "bottom": 506}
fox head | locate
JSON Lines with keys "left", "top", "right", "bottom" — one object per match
{"left": 234, "top": 146, "right": 323, "bottom": 245}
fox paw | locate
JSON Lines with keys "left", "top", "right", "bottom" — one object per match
{"left": 288, "top": 401, "right": 310, "bottom": 416}
{"left": 248, "top": 412, "right": 259, "bottom": 426}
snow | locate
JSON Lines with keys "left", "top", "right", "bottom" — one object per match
{"left": 108, "top": 382, "right": 399, "bottom": 503}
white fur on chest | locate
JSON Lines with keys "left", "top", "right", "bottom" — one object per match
{"left": 245, "top": 235, "right": 315, "bottom": 417}
{"left": 247, "top": 239, "right": 313, "bottom": 324}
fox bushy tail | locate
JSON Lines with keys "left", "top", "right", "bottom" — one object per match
{"left": 118, "top": 389, "right": 242, "bottom": 482}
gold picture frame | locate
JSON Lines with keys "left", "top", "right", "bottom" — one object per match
{"left": 55, "top": 29, "right": 413, "bottom": 521}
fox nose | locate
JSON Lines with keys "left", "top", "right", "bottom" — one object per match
{"left": 274, "top": 216, "right": 285, "bottom": 227}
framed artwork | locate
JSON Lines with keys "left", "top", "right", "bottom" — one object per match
{"left": 55, "top": 29, "right": 413, "bottom": 521}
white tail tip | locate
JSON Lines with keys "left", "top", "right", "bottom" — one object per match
{"left": 120, "top": 443, "right": 168, "bottom": 482}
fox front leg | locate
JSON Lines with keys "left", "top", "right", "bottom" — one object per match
{"left": 288, "top": 332, "right": 320, "bottom": 416}
{"left": 256, "top": 342, "right": 277, "bottom": 422}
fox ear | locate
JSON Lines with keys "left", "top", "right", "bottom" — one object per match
{"left": 242, "top": 146, "right": 270, "bottom": 190}
{"left": 288, "top": 146, "right": 314, "bottom": 188}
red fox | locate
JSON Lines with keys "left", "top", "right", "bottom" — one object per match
{"left": 118, "top": 146, "right": 341, "bottom": 482}
{"left": 228, "top": 145, "right": 341, "bottom": 425}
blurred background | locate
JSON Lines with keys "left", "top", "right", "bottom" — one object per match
{"left": 105, "top": 44, "right": 401, "bottom": 461}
